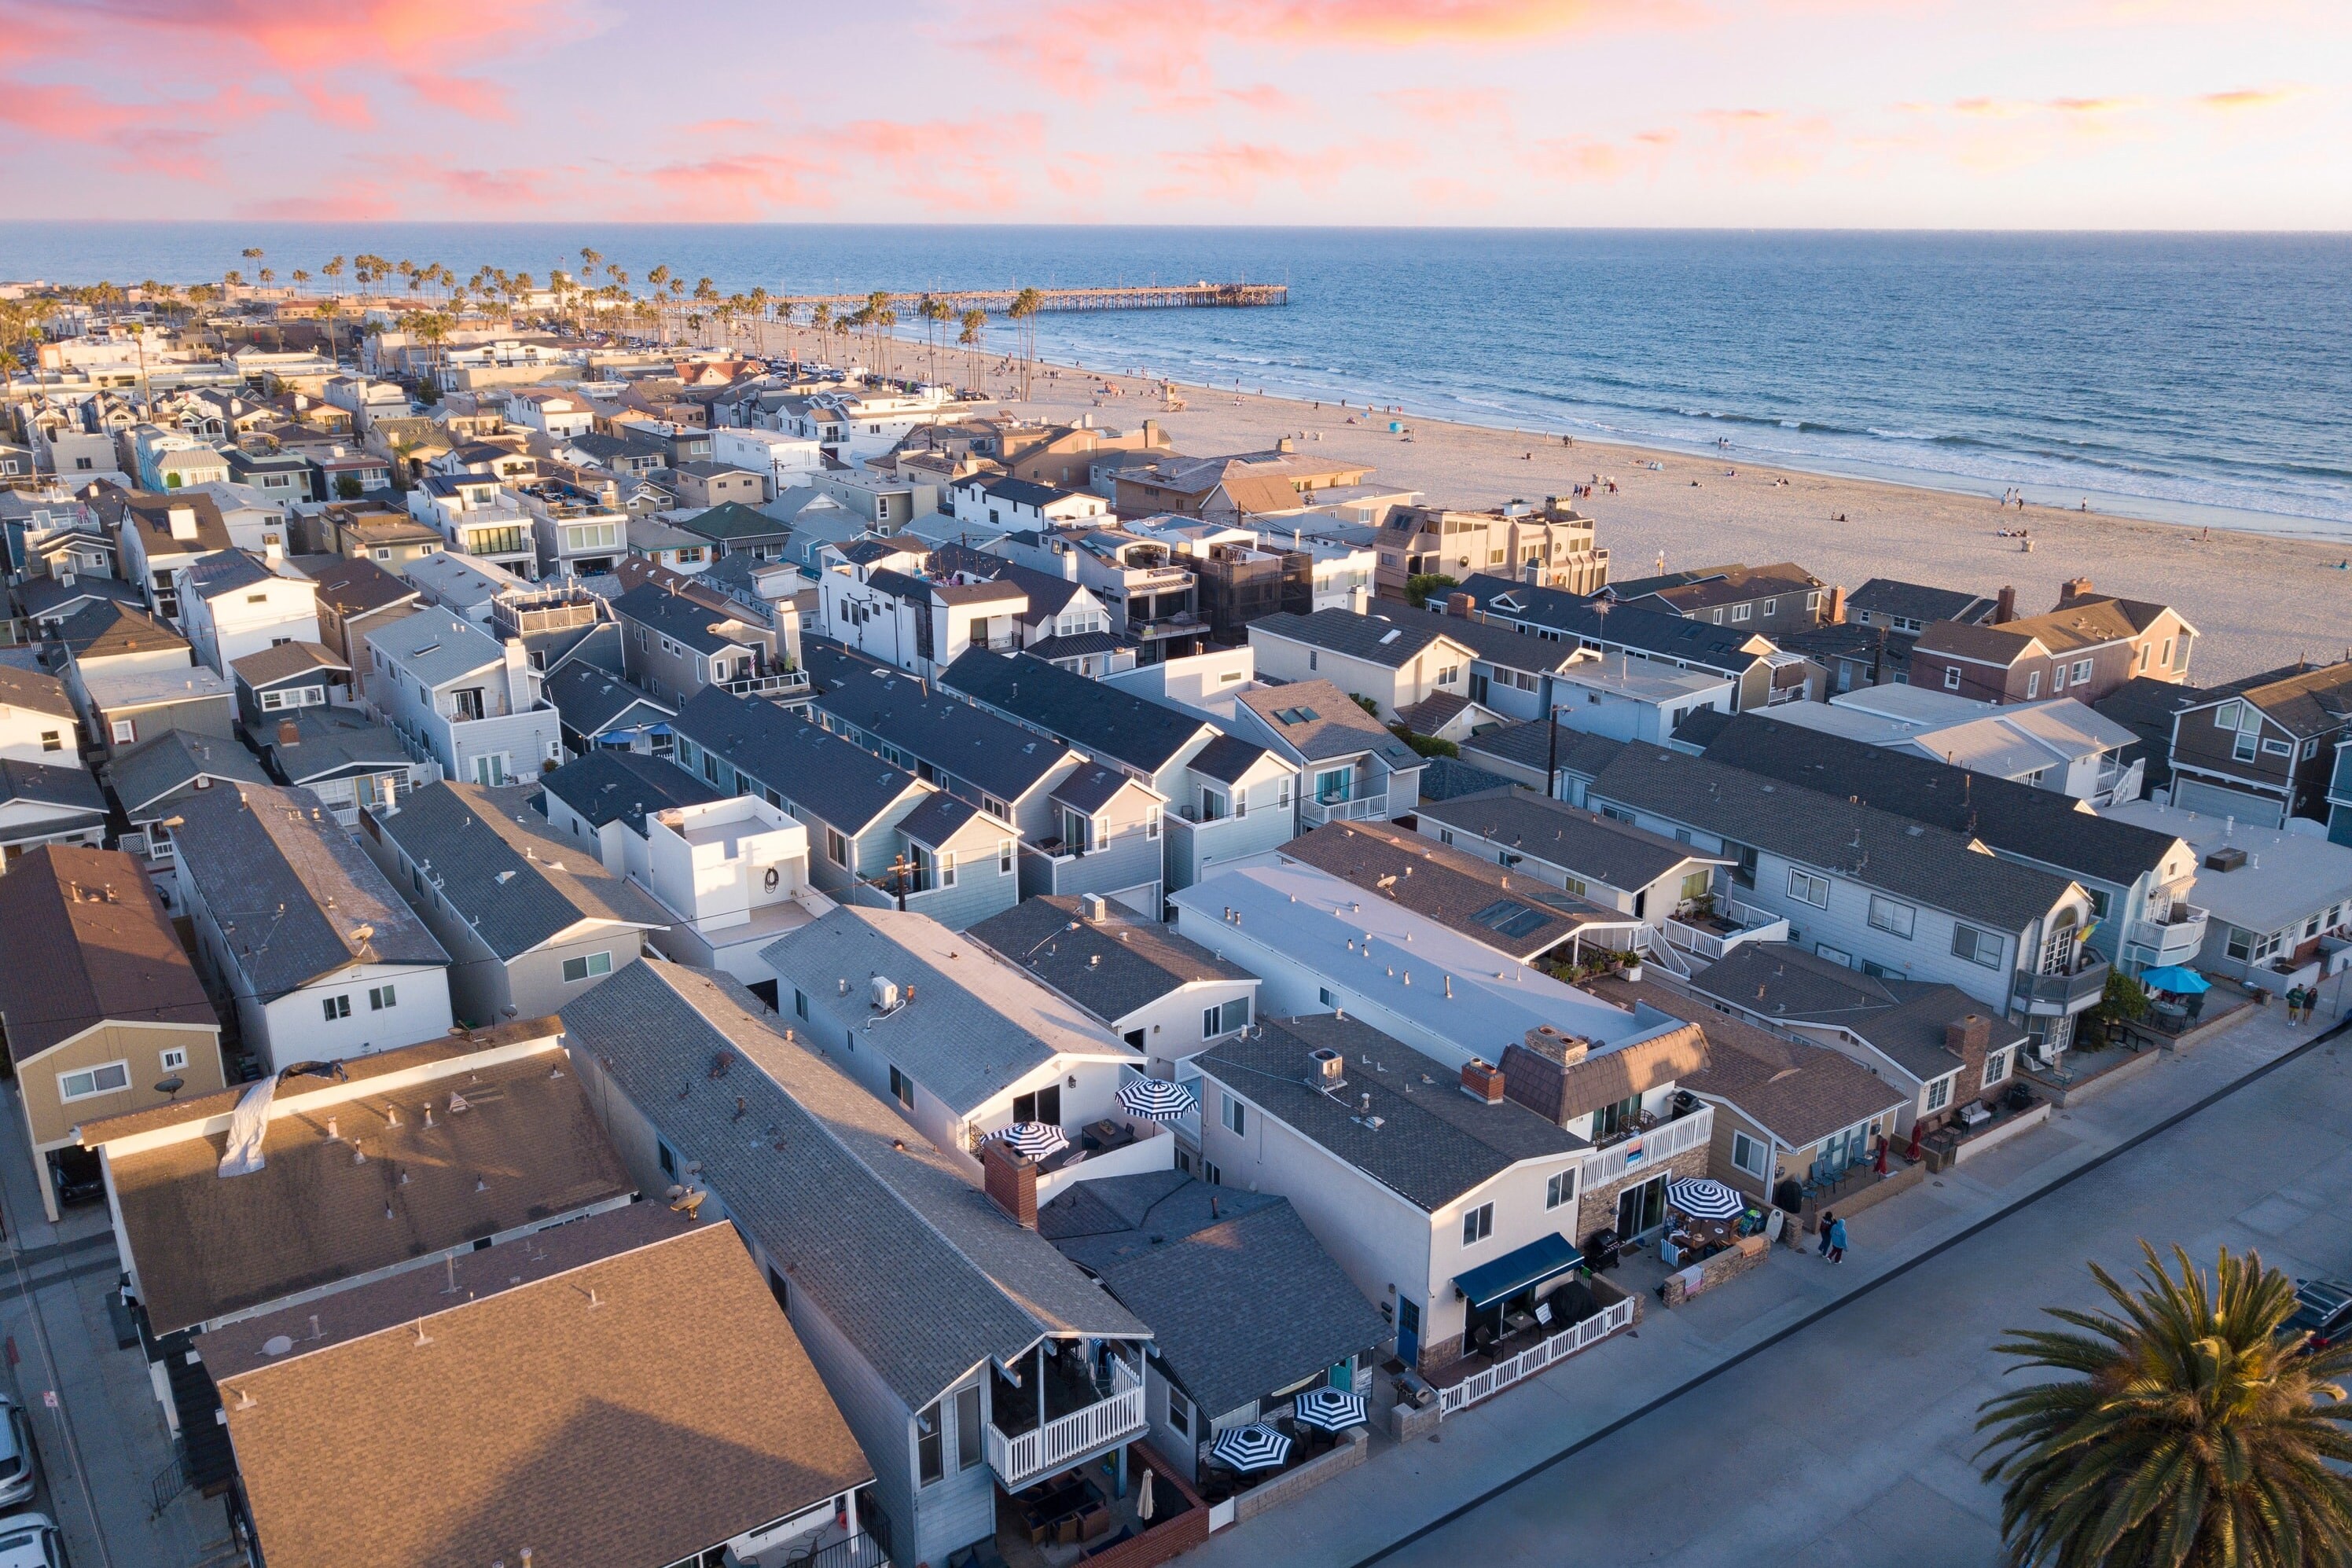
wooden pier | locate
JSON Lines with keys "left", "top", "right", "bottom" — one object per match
{"left": 767, "top": 282, "right": 1285, "bottom": 314}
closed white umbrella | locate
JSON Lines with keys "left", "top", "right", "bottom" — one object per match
{"left": 1137, "top": 1468, "right": 1156, "bottom": 1522}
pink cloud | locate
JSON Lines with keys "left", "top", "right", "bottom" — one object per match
{"left": 401, "top": 72, "right": 514, "bottom": 123}
{"left": 1148, "top": 138, "right": 1384, "bottom": 203}
{"left": 30, "top": 0, "right": 571, "bottom": 68}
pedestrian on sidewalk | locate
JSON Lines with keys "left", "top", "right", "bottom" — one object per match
{"left": 2285, "top": 985, "right": 2306, "bottom": 1024}
{"left": 1817, "top": 1210, "right": 1836, "bottom": 1259}
{"left": 1827, "top": 1216, "right": 1850, "bottom": 1265}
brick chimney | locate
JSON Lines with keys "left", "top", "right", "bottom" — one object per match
{"left": 1461, "top": 1058, "right": 1506, "bottom": 1103}
{"left": 1444, "top": 591, "right": 1473, "bottom": 618}
{"left": 2056, "top": 576, "right": 2093, "bottom": 608}
{"left": 1944, "top": 1013, "right": 1991, "bottom": 1059}
{"left": 276, "top": 718, "right": 300, "bottom": 747}
{"left": 980, "top": 1138, "right": 1038, "bottom": 1228}
{"left": 1993, "top": 586, "right": 2016, "bottom": 625}
{"left": 1824, "top": 585, "right": 1847, "bottom": 625}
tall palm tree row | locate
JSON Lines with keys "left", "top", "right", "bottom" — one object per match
{"left": 1978, "top": 1243, "right": 2352, "bottom": 1568}
{"left": 959, "top": 308, "right": 986, "bottom": 392}
{"left": 1007, "top": 286, "right": 1043, "bottom": 399}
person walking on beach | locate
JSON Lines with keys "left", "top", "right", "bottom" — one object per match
{"left": 1826, "top": 1215, "right": 1849, "bottom": 1264}
{"left": 1817, "top": 1210, "right": 1836, "bottom": 1259}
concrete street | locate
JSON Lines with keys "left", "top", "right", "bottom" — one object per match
{"left": 1191, "top": 1003, "right": 2352, "bottom": 1568}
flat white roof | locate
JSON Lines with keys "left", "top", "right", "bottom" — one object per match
{"left": 2100, "top": 799, "right": 2352, "bottom": 938}
{"left": 1174, "top": 861, "right": 1679, "bottom": 1068}
{"left": 83, "top": 665, "right": 232, "bottom": 710}
{"left": 1556, "top": 655, "right": 1728, "bottom": 704}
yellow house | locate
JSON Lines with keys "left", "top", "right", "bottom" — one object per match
{"left": 0, "top": 846, "right": 224, "bottom": 1220}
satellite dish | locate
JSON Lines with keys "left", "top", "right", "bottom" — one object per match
{"left": 349, "top": 924, "right": 376, "bottom": 944}
{"left": 154, "top": 1075, "right": 186, "bottom": 1099}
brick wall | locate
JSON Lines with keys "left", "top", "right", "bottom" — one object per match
{"left": 1575, "top": 1144, "right": 1708, "bottom": 1245}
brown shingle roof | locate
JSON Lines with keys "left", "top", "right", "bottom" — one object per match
{"left": 1279, "top": 819, "right": 1636, "bottom": 959}
{"left": 219, "top": 1212, "right": 871, "bottom": 1568}
{"left": 104, "top": 1031, "right": 632, "bottom": 1334}
{"left": 0, "top": 846, "right": 215, "bottom": 1065}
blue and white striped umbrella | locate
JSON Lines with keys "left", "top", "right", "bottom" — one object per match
{"left": 1667, "top": 1177, "right": 1745, "bottom": 1220}
{"left": 1291, "top": 1387, "right": 1368, "bottom": 1432}
{"left": 994, "top": 1122, "right": 1070, "bottom": 1160}
{"left": 1118, "top": 1077, "right": 1197, "bottom": 1122}
{"left": 1208, "top": 1423, "right": 1292, "bottom": 1471}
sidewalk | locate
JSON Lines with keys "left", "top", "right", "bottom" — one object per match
{"left": 1183, "top": 1003, "right": 2313, "bottom": 1568}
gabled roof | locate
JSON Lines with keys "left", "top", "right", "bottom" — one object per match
{"left": 896, "top": 791, "right": 995, "bottom": 849}
{"left": 675, "top": 501, "right": 792, "bottom": 544}
{"left": 1416, "top": 755, "right": 1519, "bottom": 802}
{"left": 371, "top": 783, "right": 670, "bottom": 960}
{"left": 1416, "top": 789, "right": 1726, "bottom": 892}
{"left": 2196, "top": 660, "right": 2352, "bottom": 738}
{"left": 1237, "top": 678, "right": 1419, "bottom": 767}
{"left": 1050, "top": 761, "right": 1148, "bottom": 815}
{"left": 1459, "top": 719, "right": 1625, "bottom": 781}
{"left": 53, "top": 599, "right": 188, "bottom": 661}
{"left": 231, "top": 641, "right": 347, "bottom": 690}
{"left": 0, "top": 661, "right": 73, "bottom": 718}
{"left": 1280, "top": 819, "right": 1637, "bottom": 959}
{"left": 1453, "top": 575, "right": 1771, "bottom": 673}
{"left": 543, "top": 663, "right": 673, "bottom": 739}
{"left": 1249, "top": 608, "right": 1463, "bottom": 670}
{"left": 1039, "top": 1171, "right": 1387, "bottom": 1422}
{"left": 559, "top": 960, "right": 1149, "bottom": 1408}
{"left": 1623, "top": 561, "right": 1821, "bottom": 615}
{"left": 363, "top": 612, "right": 505, "bottom": 688}
{"left": 968, "top": 895, "right": 1256, "bottom": 1025}
{"left": 168, "top": 783, "right": 449, "bottom": 994}
{"left": 1847, "top": 578, "right": 1998, "bottom": 626}
{"left": 1686, "top": 943, "right": 2026, "bottom": 1085}
{"left": 1196, "top": 1014, "right": 1586, "bottom": 1212}
{"left": 0, "top": 755, "right": 107, "bottom": 815}
{"left": 761, "top": 905, "right": 1141, "bottom": 1116}
{"left": 259, "top": 707, "right": 414, "bottom": 786}
{"left": 116, "top": 490, "right": 233, "bottom": 554}
{"left": 932, "top": 542, "right": 1083, "bottom": 618}
{"left": 540, "top": 750, "right": 717, "bottom": 834}
{"left": 179, "top": 549, "right": 279, "bottom": 600}
{"left": 105, "top": 728, "right": 270, "bottom": 816}
{"left": 672, "top": 685, "right": 923, "bottom": 835}
{"left": 15, "top": 572, "right": 144, "bottom": 621}
{"left": 1589, "top": 741, "right": 2079, "bottom": 930}
{"left": 288, "top": 553, "right": 417, "bottom": 618}
{"left": 214, "top": 1210, "right": 871, "bottom": 1568}
{"left": 942, "top": 651, "right": 1214, "bottom": 776}
{"left": 1185, "top": 732, "right": 1272, "bottom": 785}
{"left": 610, "top": 582, "right": 765, "bottom": 657}
{"left": 1697, "top": 714, "right": 2180, "bottom": 890}
{"left": 0, "top": 845, "right": 215, "bottom": 1065}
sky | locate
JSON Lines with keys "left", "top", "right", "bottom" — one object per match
{"left": 1, "top": 0, "right": 2346, "bottom": 228}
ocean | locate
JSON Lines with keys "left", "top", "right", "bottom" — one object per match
{"left": 6, "top": 223, "right": 2347, "bottom": 538}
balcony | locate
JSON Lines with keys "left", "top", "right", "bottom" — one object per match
{"left": 2012, "top": 956, "right": 2111, "bottom": 1015}
{"left": 1580, "top": 1101, "right": 1713, "bottom": 1192}
{"left": 1663, "top": 898, "right": 1788, "bottom": 962}
{"left": 1301, "top": 792, "right": 1388, "bottom": 828}
{"left": 2128, "top": 902, "right": 2209, "bottom": 965}
{"left": 986, "top": 1353, "right": 1145, "bottom": 1491}
{"left": 722, "top": 666, "right": 811, "bottom": 701}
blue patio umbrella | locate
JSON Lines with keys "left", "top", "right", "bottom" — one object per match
{"left": 993, "top": 1122, "right": 1070, "bottom": 1160}
{"left": 1117, "top": 1077, "right": 1196, "bottom": 1122}
{"left": 1292, "top": 1387, "right": 1368, "bottom": 1432}
{"left": 1209, "top": 1423, "right": 1292, "bottom": 1471}
{"left": 2141, "top": 965, "right": 2211, "bottom": 994}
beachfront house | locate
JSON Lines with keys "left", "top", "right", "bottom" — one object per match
{"left": 1446, "top": 577, "right": 1817, "bottom": 711}
{"left": 1908, "top": 580, "right": 2196, "bottom": 706}
{"left": 2163, "top": 660, "right": 2352, "bottom": 829}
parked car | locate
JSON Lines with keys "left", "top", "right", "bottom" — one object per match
{"left": 46, "top": 1149, "right": 101, "bottom": 1210}
{"left": 0, "top": 1515, "right": 61, "bottom": 1568}
{"left": 2282, "top": 1279, "right": 2352, "bottom": 1352}
{"left": 0, "top": 1395, "right": 35, "bottom": 1511}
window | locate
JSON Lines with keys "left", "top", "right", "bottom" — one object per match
{"left": 938, "top": 850, "right": 957, "bottom": 888}
{"left": 1314, "top": 767, "right": 1351, "bottom": 806}
{"left": 2071, "top": 659, "right": 2093, "bottom": 684}
{"left": 1198, "top": 786, "right": 1227, "bottom": 822}
{"left": 1277, "top": 777, "right": 1292, "bottom": 809}
{"left": 1461, "top": 1203, "right": 1494, "bottom": 1247}
{"left": 1221, "top": 1092, "right": 1246, "bottom": 1136}
{"left": 917, "top": 1403, "right": 943, "bottom": 1486}
{"left": 562, "top": 950, "right": 614, "bottom": 983}
{"left": 1166, "top": 1386, "right": 1194, "bottom": 1438}
{"left": 1732, "top": 1132, "right": 1768, "bottom": 1178}
{"left": 1203, "top": 1159, "right": 1222, "bottom": 1186}
{"left": 2261, "top": 738, "right": 2293, "bottom": 757}
{"left": 368, "top": 984, "right": 396, "bottom": 1011}
{"left": 39, "top": 731, "right": 60, "bottom": 752}
{"left": 1943, "top": 665, "right": 1962, "bottom": 692}
{"left": 826, "top": 828, "right": 847, "bottom": 866}
{"left": 956, "top": 1385, "right": 983, "bottom": 1472}
{"left": 1951, "top": 925, "right": 2001, "bottom": 968}
{"left": 2025, "top": 670, "right": 2041, "bottom": 700}
{"left": 160, "top": 1048, "right": 188, "bottom": 1072}
{"left": 2214, "top": 700, "right": 2240, "bottom": 729}
{"left": 889, "top": 1065, "right": 914, "bottom": 1109}
{"left": 1545, "top": 1170, "right": 1574, "bottom": 1210}
{"left": 1436, "top": 664, "right": 1459, "bottom": 686}
{"left": 998, "top": 838, "right": 1015, "bottom": 874}
{"left": 111, "top": 718, "right": 137, "bottom": 744}
{"left": 1867, "top": 894, "right": 1916, "bottom": 939}
{"left": 1925, "top": 1076, "right": 1952, "bottom": 1113}
{"left": 1729, "top": 603, "right": 1751, "bottom": 622}
{"left": 1318, "top": 987, "right": 1336, "bottom": 1008}
{"left": 1762, "top": 599, "right": 1777, "bottom": 617}
{"left": 793, "top": 988, "right": 809, "bottom": 1019}
{"left": 2050, "top": 664, "right": 2067, "bottom": 693}
{"left": 1146, "top": 808, "right": 1162, "bottom": 840}
{"left": 1202, "top": 997, "right": 1249, "bottom": 1039}
{"left": 1816, "top": 943, "right": 1853, "bottom": 968}
{"left": 1787, "top": 868, "right": 1831, "bottom": 908}
{"left": 1983, "top": 1048, "right": 2012, "bottom": 1089}
{"left": 58, "top": 1061, "right": 130, "bottom": 1101}
{"left": 322, "top": 994, "right": 351, "bottom": 1021}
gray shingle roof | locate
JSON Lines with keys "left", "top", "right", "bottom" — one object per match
{"left": 673, "top": 687, "right": 921, "bottom": 835}
{"left": 170, "top": 783, "right": 448, "bottom": 994}
{"left": 1196, "top": 1014, "right": 1585, "bottom": 1212}
{"left": 0, "top": 757, "right": 106, "bottom": 814}
{"left": 943, "top": 652, "right": 1213, "bottom": 776}
{"left": 0, "top": 663, "right": 73, "bottom": 719}
{"left": 540, "top": 750, "right": 717, "bottom": 834}
{"left": 559, "top": 960, "right": 1148, "bottom": 1408}
{"left": 1049, "top": 763, "right": 1140, "bottom": 815}
{"left": 1187, "top": 733, "right": 1270, "bottom": 786}
{"left": 365, "top": 612, "right": 506, "bottom": 689}
{"left": 1589, "top": 742, "right": 2078, "bottom": 930}
{"left": 260, "top": 707, "right": 414, "bottom": 787}
{"left": 1460, "top": 720, "right": 1625, "bottom": 782}
{"left": 545, "top": 663, "right": 674, "bottom": 739}
{"left": 931, "top": 544, "right": 1082, "bottom": 618}
{"left": 1415, "top": 790, "right": 1716, "bottom": 892}
{"left": 1454, "top": 576, "right": 1770, "bottom": 673}
{"left": 808, "top": 653, "right": 1075, "bottom": 803}
{"left": 231, "top": 641, "right": 347, "bottom": 689}
{"left": 1038, "top": 1172, "right": 1386, "bottom": 1420}
{"left": 1847, "top": 578, "right": 1998, "bottom": 626}
{"left": 371, "top": 782, "right": 670, "bottom": 959}
{"left": 896, "top": 791, "right": 986, "bottom": 848}
{"left": 611, "top": 583, "right": 765, "bottom": 658}
{"left": 181, "top": 549, "right": 274, "bottom": 598}
{"left": 1416, "top": 756, "right": 1518, "bottom": 802}
{"left": 105, "top": 729, "right": 269, "bottom": 816}
{"left": 1251, "top": 609, "right": 1457, "bottom": 669}
{"left": 1697, "top": 714, "right": 2177, "bottom": 890}
{"left": 1686, "top": 942, "right": 2027, "bottom": 1084}
{"left": 1279, "top": 820, "right": 1635, "bottom": 959}
{"left": 1237, "top": 678, "right": 1418, "bottom": 767}
{"left": 968, "top": 896, "right": 1256, "bottom": 1024}
{"left": 762, "top": 905, "right": 1141, "bottom": 1116}
{"left": 54, "top": 600, "right": 186, "bottom": 661}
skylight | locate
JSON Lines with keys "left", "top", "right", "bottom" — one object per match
{"left": 1470, "top": 899, "right": 1552, "bottom": 939}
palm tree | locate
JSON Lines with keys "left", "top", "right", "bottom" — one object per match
{"left": 1008, "top": 286, "right": 1043, "bottom": 400}
{"left": 579, "top": 247, "right": 601, "bottom": 285}
{"left": 1977, "top": 1243, "right": 2352, "bottom": 1568}
{"left": 919, "top": 296, "right": 950, "bottom": 384}
{"left": 746, "top": 287, "right": 770, "bottom": 355}
{"left": 810, "top": 303, "right": 833, "bottom": 362}
{"left": 958, "top": 308, "right": 985, "bottom": 392}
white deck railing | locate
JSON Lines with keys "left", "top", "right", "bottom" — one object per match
{"left": 1436, "top": 1294, "right": 1638, "bottom": 1418}
{"left": 1580, "top": 1103, "right": 1712, "bottom": 1192}
{"left": 985, "top": 1357, "right": 1145, "bottom": 1489}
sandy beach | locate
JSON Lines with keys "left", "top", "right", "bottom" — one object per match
{"left": 811, "top": 331, "right": 2348, "bottom": 685}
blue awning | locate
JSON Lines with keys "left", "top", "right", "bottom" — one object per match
{"left": 1453, "top": 1232, "right": 1582, "bottom": 1309}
